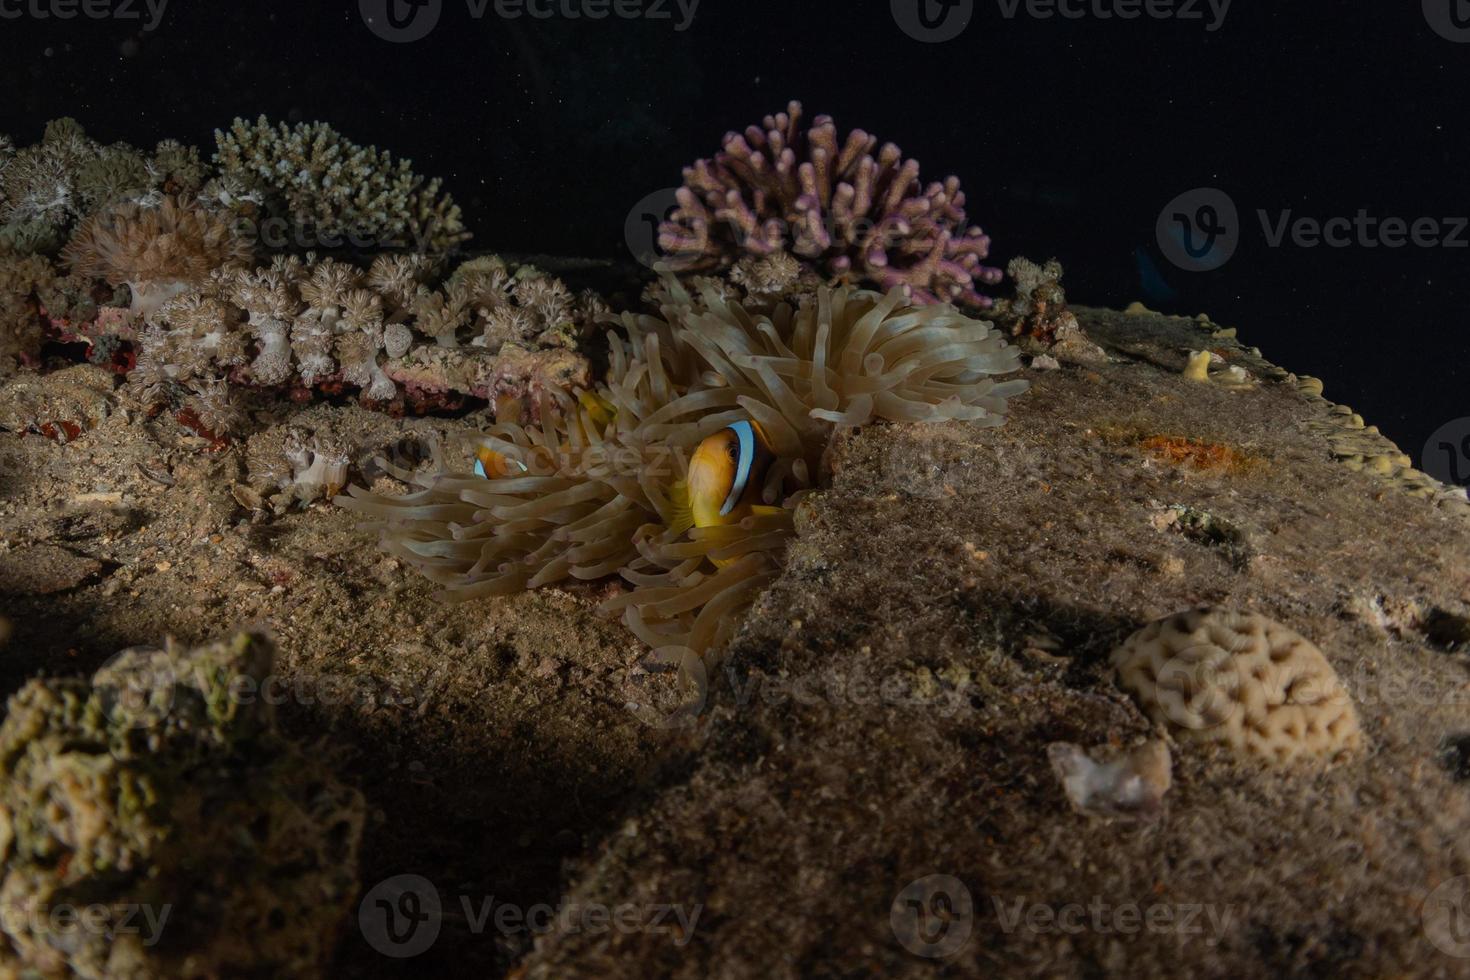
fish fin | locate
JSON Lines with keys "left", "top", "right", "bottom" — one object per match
{"left": 749, "top": 505, "right": 786, "bottom": 517}
{"left": 578, "top": 390, "right": 618, "bottom": 433}
{"left": 667, "top": 481, "right": 695, "bottom": 535}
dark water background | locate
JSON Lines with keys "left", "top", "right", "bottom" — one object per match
{"left": 2, "top": 0, "right": 1466, "bottom": 471}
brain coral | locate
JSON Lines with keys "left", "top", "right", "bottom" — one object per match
{"left": 1111, "top": 608, "right": 1363, "bottom": 764}
{"left": 658, "top": 101, "right": 1003, "bottom": 308}
{"left": 0, "top": 631, "right": 364, "bottom": 979}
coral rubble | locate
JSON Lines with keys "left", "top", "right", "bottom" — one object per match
{"left": 658, "top": 101, "right": 1003, "bottom": 307}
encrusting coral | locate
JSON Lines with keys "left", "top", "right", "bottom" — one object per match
{"left": 658, "top": 101, "right": 1003, "bottom": 308}
{"left": 0, "top": 631, "right": 364, "bottom": 979}
{"left": 339, "top": 276, "right": 1027, "bottom": 678}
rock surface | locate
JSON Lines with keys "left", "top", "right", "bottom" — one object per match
{"left": 0, "top": 304, "right": 1467, "bottom": 977}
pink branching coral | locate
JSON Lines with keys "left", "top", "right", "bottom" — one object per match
{"left": 658, "top": 101, "right": 1003, "bottom": 308}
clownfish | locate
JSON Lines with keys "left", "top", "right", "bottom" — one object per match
{"left": 671, "top": 419, "right": 783, "bottom": 535}
{"left": 473, "top": 391, "right": 618, "bottom": 479}
{"left": 473, "top": 446, "right": 529, "bottom": 479}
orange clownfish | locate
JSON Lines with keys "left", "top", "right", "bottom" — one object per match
{"left": 473, "top": 391, "right": 617, "bottom": 479}
{"left": 672, "top": 419, "right": 783, "bottom": 535}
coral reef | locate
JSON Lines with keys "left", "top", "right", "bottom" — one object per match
{"left": 0, "top": 116, "right": 495, "bottom": 407}
{"left": 658, "top": 101, "right": 1003, "bottom": 307}
{"left": 0, "top": 631, "right": 364, "bottom": 979}
{"left": 339, "top": 276, "right": 1027, "bottom": 676}
{"left": 6, "top": 296, "right": 1470, "bottom": 977}
{"left": 63, "top": 195, "right": 255, "bottom": 321}
{"left": 212, "top": 116, "right": 470, "bottom": 254}
{"left": 78, "top": 253, "right": 602, "bottom": 419}
{"left": 1111, "top": 607, "right": 1363, "bottom": 764}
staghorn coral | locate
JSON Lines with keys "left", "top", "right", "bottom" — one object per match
{"left": 338, "top": 277, "right": 1027, "bottom": 671}
{"left": 1111, "top": 607, "right": 1364, "bottom": 765}
{"left": 63, "top": 195, "right": 254, "bottom": 321}
{"left": 212, "top": 116, "right": 470, "bottom": 255}
{"left": 0, "top": 631, "right": 364, "bottom": 979}
{"left": 659, "top": 101, "right": 1003, "bottom": 307}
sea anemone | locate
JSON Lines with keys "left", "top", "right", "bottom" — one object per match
{"left": 339, "top": 277, "right": 1027, "bottom": 666}
{"left": 658, "top": 101, "right": 1004, "bottom": 308}
{"left": 62, "top": 195, "right": 252, "bottom": 321}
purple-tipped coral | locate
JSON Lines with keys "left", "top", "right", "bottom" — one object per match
{"left": 658, "top": 101, "right": 1003, "bottom": 308}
